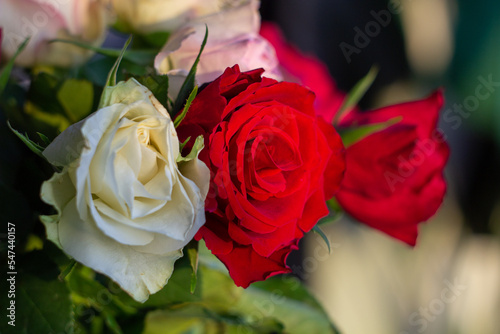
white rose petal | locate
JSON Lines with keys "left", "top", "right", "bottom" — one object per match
{"left": 41, "top": 79, "right": 210, "bottom": 302}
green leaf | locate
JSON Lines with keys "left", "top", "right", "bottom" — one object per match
{"left": 339, "top": 116, "right": 402, "bottom": 147}
{"left": 318, "top": 212, "right": 343, "bottom": 226}
{"left": 97, "top": 37, "right": 132, "bottom": 109}
{"left": 23, "top": 75, "right": 74, "bottom": 131}
{"left": 198, "top": 262, "right": 244, "bottom": 309}
{"left": 143, "top": 304, "right": 284, "bottom": 334}
{"left": 57, "top": 79, "right": 94, "bottom": 123}
{"left": 179, "top": 136, "right": 191, "bottom": 152}
{"left": 139, "top": 31, "right": 170, "bottom": 48}
{"left": 136, "top": 74, "right": 169, "bottom": 107}
{"left": 28, "top": 72, "right": 66, "bottom": 115}
{"left": 312, "top": 225, "right": 331, "bottom": 254}
{"left": 84, "top": 57, "right": 118, "bottom": 87}
{"left": 0, "top": 37, "right": 30, "bottom": 96}
{"left": 239, "top": 276, "right": 341, "bottom": 334}
{"left": 196, "top": 242, "right": 340, "bottom": 334}
{"left": 177, "top": 135, "right": 204, "bottom": 163}
{"left": 186, "top": 240, "right": 199, "bottom": 294}
{"left": 58, "top": 259, "right": 77, "bottom": 281}
{"left": 106, "top": 36, "right": 132, "bottom": 88}
{"left": 251, "top": 276, "right": 325, "bottom": 311}
{"left": 66, "top": 265, "right": 138, "bottom": 315}
{"left": 171, "top": 25, "right": 208, "bottom": 117}
{"left": 15, "top": 274, "right": 73, "bottom": 333}
{"left": 0, "top": 251, "right": 73, "bottom": 334}
{"left": 7, "top": 121, "right": 46, "bottom": 160}
{"left": 90, "top": 316, "right": 105, "bottom": 334}
{"left": 334, "top": 66, "right": 379, "bottom": 124}
{"left": 174, "top": 85, "right": 198, "bottom": 127}
{"left": 320, "top": 199, "right": 344, "bottom": 226}
{"left": 325, "top": 197, "right": 342, "bottom": 217}
{"left": 50, "top": 38, "right": 156, "bottom": 66}
{"left": 37, "top": 132, "right": 51, "bottom": 146}
{"left": 104, "top": 311, "right": 124, "bottom": 334}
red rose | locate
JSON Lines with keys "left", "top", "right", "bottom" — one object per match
{"left": 335, "top": 91, "right": 449, "bottom": 246}
{"left": 177, "top": 65, "right": 345, "bottom": 287}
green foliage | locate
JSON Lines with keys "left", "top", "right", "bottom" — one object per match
{"left": 335, "top": 66, "right": 379, "bottom": 124}
{"left": 0, "top": 37, "right": 30, "bottom": 96}
{"left": 239, "top": 277, "right": 340, "bottom": 334}
{"left": 313, "top": 225, "right": 332, "bottom": 254}
{"left": 9, "top": 71, "right": 94, "bottom": 137}
{"left": 171, "top": 26, "right": 208, "bottom": 117}
{"left": 143, "top": 304, "right": 284, "bottom": 334}
{"left": 37, "top": 132, "right": 51, "bottom": 146}
{"left": 105, "top": 36, "right": 133, "bottom": 89}
{"left": 321, "top": 198, "right": 345, "bottom": 226}
{"left": 179, "top": 136, "right": 192, "bottom": 152}
{"left": 141, "top": 251, "right": 339, "bottom": 334}
{"left": 0, "top": 252, "right": 73, "bottom": 334}
{"left": 186, "top": 240, "right": 200, "bottom": 294}
{"left": 339, "top": 116, "right": 402, "bottom": 147}
{"left": 84, "top": 57, "right": 119, "bottom": 87}
{"left": 136, "top": 74, "right": 169, "bottom": 108}
{"left": 7, "top": 121, "right": 47, "bottom": 160}
{"left": 58, "top": 259, "right": 77, "bottom": 281}
{"left": 51, "top": 38, "right": 157, "bottom": 66}
{"left": 26, "top": 71, "right": 69, "bottom": 130}
{"left": 56, "top": 242, "right": 341, "bottom": 334}
{"left": 57, "top": 79, "right": 94, "bottom": 123}
{"left": 96, "top": 36, "right": 133, "bottom": 109}
{"left": 177, "top": 135, "right": 205, "bottom": 163}
{"left": 174, "top": 85, "right": 198, "bottom": 127}
{"left": 65, "top": 265, "right": 140, "bottom": 334}
{"left": 133, "top": 31, "right": 171, "bottom": 49}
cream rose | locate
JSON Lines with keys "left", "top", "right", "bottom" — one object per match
{"left": 110, "top": 0, "right": 246, "bottom": 33}
{"left": 154, "top": 0, "right": 282, "bottom": 88}
{"left": 40, "top": 79, "right": 210, "bottom": 302}
{"left": 0, "top": 0, "right": 107, "bottom": 67}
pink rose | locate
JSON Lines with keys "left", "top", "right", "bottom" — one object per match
{"left": 155, "top": 0, "right": 281, "bottom": 86}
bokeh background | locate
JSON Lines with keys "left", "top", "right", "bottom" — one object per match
{"left": 261, "top": 0, "right": 500, "bottom": 333}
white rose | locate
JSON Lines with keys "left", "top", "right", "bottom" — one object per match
{"left": 0, "top": 0, "right": 107, "bottom": 67}
{"left": 40, "top": 79, "right": 210, "bottom": 302}
{"left": 110, "top": 0, "right": 246, "bottom": 33}
{"left": 154, "top": 0, "right": 282, "bottom": 91}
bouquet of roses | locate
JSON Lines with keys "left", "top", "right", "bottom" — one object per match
{"left": 0, "top": 0, "right": 448, "bottom": 333}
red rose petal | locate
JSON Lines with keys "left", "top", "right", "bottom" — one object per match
{"left": 216, "top": 244, "right": 295, "bottom": 288}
